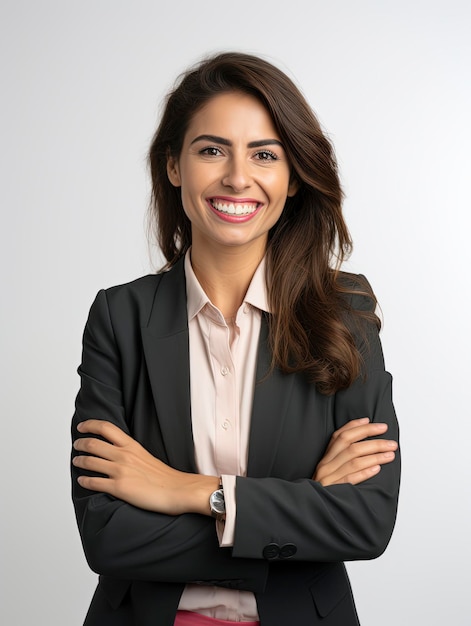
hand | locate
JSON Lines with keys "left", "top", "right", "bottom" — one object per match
{"left": 313, "top": 417, "right": 398, "bottom": 486}
{"left": 73, "top": 420, "right": 219, "bottom": 516}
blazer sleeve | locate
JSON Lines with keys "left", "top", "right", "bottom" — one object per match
{"left": 71, "top": 288, "right": 268, "bottom": 590}
{"left": 231, "top": 278, "right": 401, "bottom": 563}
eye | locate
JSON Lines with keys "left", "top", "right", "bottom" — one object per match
{"left": 199, "top": 146, "right": 223, "bottom": 157}
{"left": 254, "top": 150, "right": 278, "bottom": 162}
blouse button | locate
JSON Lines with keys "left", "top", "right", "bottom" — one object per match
{"left": 221, "top": 366, "right": 229, "bottom": 376}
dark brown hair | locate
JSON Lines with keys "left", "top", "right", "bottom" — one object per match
{"left": 148, "top": 52, "right": 379, "bottom": 394}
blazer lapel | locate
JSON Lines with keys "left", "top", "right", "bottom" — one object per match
{"left": 141, "top": 259, "right": 197, "bottom": 473}
{"left": 247, "top": 313, "right": 296, "bottom": 477}
{"left": 141, "top": 266, "right": 296, "bottom": 478}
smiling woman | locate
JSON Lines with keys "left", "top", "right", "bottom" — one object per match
{"left": 166, "top": 91, "right": 297, "bottom": 289}
{"left": 71, "top": 52, "right": 400, "bottom": 626}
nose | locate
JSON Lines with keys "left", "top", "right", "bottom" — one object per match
{"left": 222, "top": 156, "right": 251, "bottom": 192}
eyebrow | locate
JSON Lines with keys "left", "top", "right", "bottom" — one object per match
{"left": 190, "top": 134, "right": 284, "bottom": 149}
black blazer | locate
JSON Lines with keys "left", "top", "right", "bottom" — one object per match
{"left": 71, "top": 258, "right": 400, "bottom": 626}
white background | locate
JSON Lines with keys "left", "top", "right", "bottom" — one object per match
{"left": 1, "top": 1, "right": 470, "bottom": 624}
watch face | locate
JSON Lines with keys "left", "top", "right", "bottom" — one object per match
{"left": 210, "top": 489, "right": 225, "bottom": 514}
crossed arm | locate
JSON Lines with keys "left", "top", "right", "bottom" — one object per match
{"left": 73, "top": 416, "right": 398, "bottom": 518}
{"left": 72, "top": 285, "right": 399, "bottom": 582}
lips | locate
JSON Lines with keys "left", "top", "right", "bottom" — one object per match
{"left": 208, "top": 198, "right": 261, "bottom": 217}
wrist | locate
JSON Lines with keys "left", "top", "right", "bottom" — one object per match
{"left": 186, "top": 475, "right": 221, "bottom": 516}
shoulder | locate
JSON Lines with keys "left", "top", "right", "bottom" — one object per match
{"left": 336, "top": 271, "right": 377, "bottom": 314}
{"left": 105, "top": 273, "right": 165, "bottom": 304}
{"left": 98, "top": 273, "right": 165, "bottom": 322}
{"left": 88, "top": 261, "right": 185, "bottom": 331}
{"left": 106, "top": 260, "right": 184, "bottom": 307}
{"left": 336, "top": 272, "right": 384, "bottom": 370}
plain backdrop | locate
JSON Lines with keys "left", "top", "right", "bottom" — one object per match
{"left": 1, "top": 1, "right": 470, "bottom": 624}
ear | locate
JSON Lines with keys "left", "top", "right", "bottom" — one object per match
{"left": 287, "top": 176, "right": 299, "bottom": 197}
{"left": 167, "top": 155, "right": 181, "bottom": 187}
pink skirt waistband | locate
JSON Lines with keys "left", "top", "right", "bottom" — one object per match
{"left": 174, "top": 610, "right": 260, "bottom": 626}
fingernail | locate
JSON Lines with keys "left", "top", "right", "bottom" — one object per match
{"left": 77, "top": 423, "right": 84, "bottom": 432}
{"left": 359, "top": 417, "right": 370, "bottom": 424}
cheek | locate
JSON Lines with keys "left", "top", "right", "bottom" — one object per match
{"left": 179, "top": 164, "right": 207, "bottom": 202}
{"left": 180, "top": 183, "right": 205, "bottom": 221}
{"left": 270, "top": 185, "right": 291, "bottom": 209}
{"left": 267, "top": 170, "right": 291, "bottom": 198}
{"left": 180, "top": 191, "right": 194, "bottom": 218}
{"left": 266, "top": 201, "right": 288, "bottom": 231}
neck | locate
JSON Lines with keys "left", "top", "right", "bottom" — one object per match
{"left": 190, "top": 241, "right": 265, "bottom": 318}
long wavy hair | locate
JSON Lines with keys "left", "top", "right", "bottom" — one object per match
{"left": 148, "top": 52, "right": 379, "bottom": 394}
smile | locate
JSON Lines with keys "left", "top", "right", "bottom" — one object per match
{"left": 209, "top": 198, "right": 261, "bottom": 216}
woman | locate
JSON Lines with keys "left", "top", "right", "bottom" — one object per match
{"left": 72, "top": 52, "right": 400, "bottom": 626}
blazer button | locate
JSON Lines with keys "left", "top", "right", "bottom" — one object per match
{"left": 280, "top": 543, "right": 297, "bottom": 559}
{"left": 262, "top": 543, "right": 280, "bottom": 560}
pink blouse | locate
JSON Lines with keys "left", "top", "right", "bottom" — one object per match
{"left": 177, "top": 250, "right": 268, "bottom": 621}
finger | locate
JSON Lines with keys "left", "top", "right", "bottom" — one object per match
{"left": 73, "top": 436, "right": 118, "bottom": 461}
{"left": 323, "top": 422, "right": 390, "bottom": 462}
{"left": 333, "top": 464, "right": 382, "bottom": 486}
{"left": 343, "top": 449, "right": 397, "bottom": 473}
{"left": 333, "top": 417, "right": 370, "bottom": 434}
{"left": 320, "top": 450, "right": 396, "bottom": 486}
{"left": 73, "top": 454, "right": 114, "bottom": 476}
{"left": 346, "top": 438, "right": 398, "bottom": 459}
{"left": 77, "top": 474, "right": 115, "bottom": 493}
{"left": 315, "top": 444, "right": 397, "bottom": 482}
{"left": 319, "top": 438, "right": 397, "bottom": 472}
{"left": 76, "top": 420, "right": 130, "bottom": 446}
{"left": 322, "top": 419, "right": 370, "bottom": 451}
{"left": 331, "top": 421, "right": 389, "bottom": 443}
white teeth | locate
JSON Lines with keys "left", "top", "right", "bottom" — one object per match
{"left": 211, "top": 200, "right": 258, "bottom": 216}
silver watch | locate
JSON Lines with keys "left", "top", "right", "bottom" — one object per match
{"left": 209, "top": 486, "right": 225, "bottom": 521}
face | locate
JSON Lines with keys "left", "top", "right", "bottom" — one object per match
{"left": 167, "top": 91, "right": 297, "bottom": 258}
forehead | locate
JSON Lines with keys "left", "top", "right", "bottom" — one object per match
{"left": 184, "top": 91, "right": 280, "bottom": 139}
